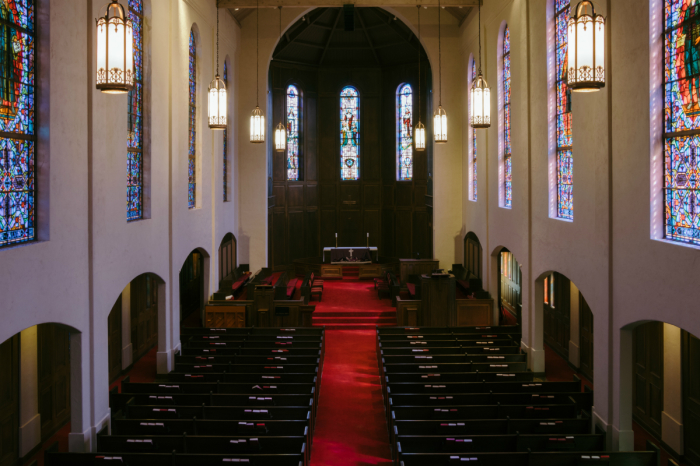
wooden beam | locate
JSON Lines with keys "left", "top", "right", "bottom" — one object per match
{"left": 273, "top": 9, "right": 325, "bottom": 57}
{"left": 318, "top": 8, "right": 342, "bottom": 65}
{"left": 356, "top": 8, "right": 381, "bottom": 66}
{"left": 218, "top": 0, "right": 478, "bottom": 8}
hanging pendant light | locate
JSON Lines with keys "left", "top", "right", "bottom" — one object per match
{"left": 209, "top": 7, "right": 227, "bottom": 129}
{"left": 414, "top": 6, "right": 426, "bottom": 151}
{"left": 567, "top": 0, "right": 605, "bottom": 92}
{"left": 470, "top": 0, "right": 490, "bottom": 128}
{"left": 250, "top": 0, "right": 265, "bottom": 143}
{"left": 96, "top": 0, "right": 134, "bottom": 94}
{"left": 274, "top": 7, "right": 286, "bottom": 152}
{"left": 434, "top": 0, "right": 447, "bottom": 143}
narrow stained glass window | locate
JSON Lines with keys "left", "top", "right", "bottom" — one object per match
{"left": 340, "top": 86, "right": 359, "bottom": 181}
{"left": 287, "top": 84, "right": 300, "bottom": 181}
{"left": 223, "top": 61, "right": 228, "bottom": 201}
{"left": 397, "top": 83, "right": 413, "bottom": 181}
{"left": 503, "top": 26, "right": 512, "bottom": 208}
{"left": 188, "top": 29, "right": 196, "bottom": 209}
{"left": 0, "top": 0, "right": 35, "bottom": 247}
{"left": 556, "top": 0, "right": 573, "bottom": 219}
{"left": 472, "top": 60, "right": 477, "bottom": 201}
{"left": 663, "top": 0, "right": 700, "bottom": 245}
{"left": 127, "top": 0, "right": 143, "bottom": 221}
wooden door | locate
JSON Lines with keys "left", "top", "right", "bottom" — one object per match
{"left": 219, "top": 234, "right": 236, "bottom": 283}
{"left": 0, "top": 335, "right": 19, "bottom": 466}
{"left": 683, "top": 331, "right": 700, "bottom": 466}
{"left": 579, "top": 293, "right": 594, "bottom": 381}
{"left": 131, "top": 274, "right": 159, "bottom": 362}
{"left": 38, "top": 324, "right": 71, "bottom": 441}
{"left": 543, "top": 272, "right": 570, "bottom": 358}
{"left": 499, "top": 251, "right": 521, "bottom": 322}
{"left": 108, "top": 295, "right": 122, "bottom": 382}
{"left": 464, "top": 234, "right": 482, "bottom": 279}
{"left": 633, "top": 322, "right": 663, "bottom": 438}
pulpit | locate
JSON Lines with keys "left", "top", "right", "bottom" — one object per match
{"left": 420, "top": 274, "right": 456, "bottom": 326}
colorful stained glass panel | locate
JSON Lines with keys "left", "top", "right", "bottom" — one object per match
{"left": 340, "top": 86, "right": 359, "bottom": 181}
{"left": 188, "top": 29, "right": 196, "bottom": 209}
{"left": 397, "top": 83, "right": 413, "bottom": 181}
{"left": 287, "top": 85, "right": 300, "bottom": 181}
{"left": 556, "top": 0, "right": 572, "bottom": 219}
{"left": 223, "top": 62, "right": 228, "bottom": 201}
{"left": 557, "top": 149, "right": 573, "bottom": 220}
{"left": 127, "top": 0, "right": 143, "bottom": 220}
{"left": 472, "top": 60, "right": 477, "bottom": 201}
{"left": 503, "top": 26, "right": 512, "bottom": 208}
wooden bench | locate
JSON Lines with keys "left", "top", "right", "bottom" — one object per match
{"left": 309, "top": 273, "right": 323, "bottom": 302}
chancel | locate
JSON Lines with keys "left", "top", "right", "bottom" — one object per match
{"left": 1, "top": 0, "right": 700, "bottom": 466}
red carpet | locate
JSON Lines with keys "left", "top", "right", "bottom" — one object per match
{"left": 311, "top": 279, "right": 396, "bottom": 329}
{"left": 310, "top": 330, "right": 393, "bottom": 466}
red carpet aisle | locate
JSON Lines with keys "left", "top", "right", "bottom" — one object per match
{"left": 312, "top": 279, "right": 397, "bottom": 329}
{"left": 310, "top": 330, "right": 393, "bottom": 466}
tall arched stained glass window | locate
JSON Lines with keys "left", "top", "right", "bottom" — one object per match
{"left": 127, "top": 0, "right": 143, "bottom": 221}
{"left": 503, "top": 26, "right": 512, "bottom": 209}
{"left": 664, "top": 0, "right": 700, "bottom": 245}
{"left": 340, "top": 86, "right": 359, "bottom": 181}
{"left": 397, "top": 83, "right": 413, "bottom": 181}
{"left": 223, "top": 61, "right": 228, "bottom": 201}
{"left": 472, "top": 60, "right": 478, "bottom": 201}
{"left": 287, "top": 85, "right": 300, "bottom": 181}
{"left": 555, "top": 0, "right": 573, "bottom": 219}
{"left": 188, "top": 29, "right": 196, "bottom": 209}
{"left": 0, "top": 0, "right": 35, "bottom": 247}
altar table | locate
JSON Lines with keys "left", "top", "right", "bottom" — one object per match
{"left": 323, "top": 247, "right": 378, "bottom": 263}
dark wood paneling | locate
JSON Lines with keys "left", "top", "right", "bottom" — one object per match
{"left": 543, "top": 272, "right": 571, "bottom": 359}
{"left": 305, "top": 210, "right": 319, "bottom": 256}
{"left": 0, "top": 334, "right": 19, "bottom": 466}
{"left": 305, "top": 184, "right": 318, "bottom": 207}
{"left": 382, "top": 209, "right": 394, "bottom": 258}
{"left": 320, "top": 209, "right": 337, "bottom": 250}
{"left": 132, "top": 274, "right": 159, "bottom": 360}
{"left": 395, "top": 183, "right": 412, "bottom": 207}
{"left": 364, "top": 184, "right": 380, "bottom": 206}
{"left": 465, "top": 233, "right": 482, "bottom": 279}
{"left": 413, "top": 210, "right": 429, "bottom": 259}
{"left": 364, "top": 209, "right": 380, "bottom": 248}
{"left": 340, "top": 184, "right": 361, "bottom": 206}
{"left": 273, "top": 212, "right": 287, "bottom": 266}
{"left": 272, "top": 185, "right": 286, "bottom": 205}
{"left": 108, "top": 297, "right": 122, "bottom": 382}
{"left": 288, "top": 185, "right": 304, "bottom": 208}
{"left": 683, "top": 331, "right": 700, "bottom": 466}
{"left": 320, "top": 184, "right": 336, "bottom": 206}
{"left": 383, "top": 185, "right": 394, "bottom": 207}
{"left": 395, "top": 210, "right": 412, "bottom": 258}
{"left": 633, "top": 322, "right": 663, "bottom": 439}
{"left": 339, "top": 210, "right": 362, "bottom": 247}
{"left": 38, "top": 324, "right": 71, "bottom": 441}
{"left": 288, "top": 211, "right": 305, "bottom": 261}
{"left": 414, "top": 185, "right": 427, "bottom": 207}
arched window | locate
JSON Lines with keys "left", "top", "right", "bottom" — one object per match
{"left": 223, "top": 60, "right": 229, "bottom": 201}
{"left": 127, "top": 0, "right": 144, "bottom": 221}
{"left": 555, "top": 0, "right": 573, "bottom": 219}
{"left": 663, "top": 0, "right": 700, "bottom": 245}
{"left": 286, "top": 84, "right": 300, "bottom": 181}
{"left": 188, "top": 29, "right": 196, "bottom": 209}
{"left": 503, "top": 26, "right": 512, "bottom": 208}
{"left": 397, "top": 83, "right": 413, "bottom": 181}
{"left": 1, "top": 0, "right": 36, "bottom": 247}
{"left": 472, "top": 59, "right": 478, "bottom": 201}
{"left": 340, "top": 86, "right": 360, "bottom": 181}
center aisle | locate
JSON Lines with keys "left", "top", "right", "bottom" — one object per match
{"left": 310, "top": 329, "right": 393, "bottom": 466}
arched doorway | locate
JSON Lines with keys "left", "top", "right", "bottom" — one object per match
{"left": 464, "top": 232, "right": 482, "bottom": 279}
{"left": 497, "top": 248, "right": 521, "bottom": 325}
{"left": 219, "top": 233, "right": 237, "bottom": 283}
{"left": 179, "top": 249, "right": 208, "bottom": 326}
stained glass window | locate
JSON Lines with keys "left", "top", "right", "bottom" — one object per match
{"left": 503, "top": 26, "right": 512, "bottom": 209}
{"left": 127, "top": 0, "right": 143, "bottom": 221}
{"left": 188, "top": 29, "right": 196, "bottom": 209}
{"left": 472, "top": 60, "right": 477, "bottom": 201}
{"left": 0, "top": 0, "right": 35, "bottom": 247}
{"left": 397, "top": 83, "right": 413, "bottom": 181}
{"left": 287, "top": 85, "right": 300, "bottom": 181}
{"left": 223, "top": 61, "right": 228, "bottom": 201}
{"left": 556, "top": 0, "right": 573, "bottom": 219}
{"left": 663, "top": 0, "right": 700, "bottom": 245}
{"left": 340, "top": 86, "right": 359, "bottom": 181}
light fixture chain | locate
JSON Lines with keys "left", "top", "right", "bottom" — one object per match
{"left": 418, "top": 5, "right": 421, "bottom": 121}
{"left": 478, "top": 0, "right": 482, "bottom": 75}
{"left": 256, "top": 0, "right": 259, "bottom": 107}
{"left": 438, "top": 0, "right": 441, "bottom": 106}
{"left": 216, "top": 7, "right": 219, "bottom": 75}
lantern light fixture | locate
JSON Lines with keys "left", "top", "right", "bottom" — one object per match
{"left": 567, "top": 0, "right": 605, "bottom": 92}
{"left": 250, "top": 0, "right": 265, "bottom": 143}
{"left": 414, "top": 5, "right": 425, "bottom": 151}
{"left": 434, "top": 0, "right": 447, "bottom": 143}
{"left": 274, "top": 7, "right": 286, "bottom": 152}
{"left": 208, "top": 7, "right": 227, "bottom": 129}
{"left": 470, "top": 0, "right": 490, "bottom": 129}
{"left": 96, "top": 0, "right": 134, "bottom": 94}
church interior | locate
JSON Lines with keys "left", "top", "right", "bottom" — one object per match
{"left": 1, "top": 0, "right": 700, "bottom": 465}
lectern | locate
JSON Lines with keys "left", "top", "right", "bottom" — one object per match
{"left": 420, "top": 274, "right": 456, "bottom": 326}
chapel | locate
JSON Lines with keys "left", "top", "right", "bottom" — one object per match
{"left": 0, "top": 0, "right": 698, "bottom": 465}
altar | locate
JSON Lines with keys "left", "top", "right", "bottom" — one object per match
{"left": 323, "top": 247, "right": 378, "bottom": 264}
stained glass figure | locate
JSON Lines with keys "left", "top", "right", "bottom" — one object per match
{"left": 188, "top": 29, "right": 196, "bottom": 209}
{"left": 340, "top": 86, "right": 359, "bottom": 181}
{"left": 223, "top": 61, "right": 228, "bottom": 201}
{"left": 1, "top": 0, "right": 35, "bottom": 247}
{"left": 397, "top": 83, "right": 413, "bottom": 181}
{"left": 287, "top": 85, "right": 300, "bottom": 181}
{"left": 127, "top": 0, "right": 143, "bottom": 221}
{"left": 503, "top": 26, "right": 512, "bottom": 208}
{"left": 664, "top": 0, "right": 700, "bottom": 244}
{"left": 556, "top": 0, "right": 573, "bottom": 219}
{"left": 472, "top": 60, "right": 478, "bottom": 200}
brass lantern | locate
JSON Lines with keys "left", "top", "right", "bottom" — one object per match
{"left": 433, "top": 107, "right": 447, "bottom": 144}
{"left": 567, "top": 0, "right": 605, "bottom": 92}
{"left": 250, "top": 0, "right": 265, "bottom": 143}
{"left": 470, "top": 73, "right": 491, "bottom": 128}
{"left": 96, "top": 0, "right": 134, "bottom": 94}
{"left": 414, "top": 121, "right": 426, "bottom": 151}
{"left": 250, "top": 106, "right": 265, "bottom": 144}
{"left": 274, "top": 122, "right": 286, "bottom": 152}
{"left": 208, "top": 7, "right": 227, "bottom": 129}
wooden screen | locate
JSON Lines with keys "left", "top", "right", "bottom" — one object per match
{"left": 108, "top": 295, "right": 123, "bottom": 382}
{"left": 499, "top": 250, "right": 521, "bottom": 322}
{"left": 633, "top": 322, "right": 663, "bottom": 438}
{"left": 543, "top": 272, "right": 570, "bottom": 359}
{"left": 579, "top": 293, "right": 594, "bottom": 381}
{"left": 464, "top": 233, "right": 482, "bottom": 279}
{"left": 683, "top": 331, "right": 700, "bottom": 466}
{"left": 131, "top": 274, "right": 158, "bottom": 362}
{"left": 0, "top": 335, "right": 19, "bottom": 466}
{"left": 38, "top": 324, "right": 71, "bottom": 441}
{"left": 219, "top": 233, "right": 236, "bottom": 282}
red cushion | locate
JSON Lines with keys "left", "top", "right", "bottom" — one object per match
{"left": 232, "top": 275, "right": 249, "bottom": 291}
{"left": 407, "top": 283, "right": 416, "bottom": 296}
